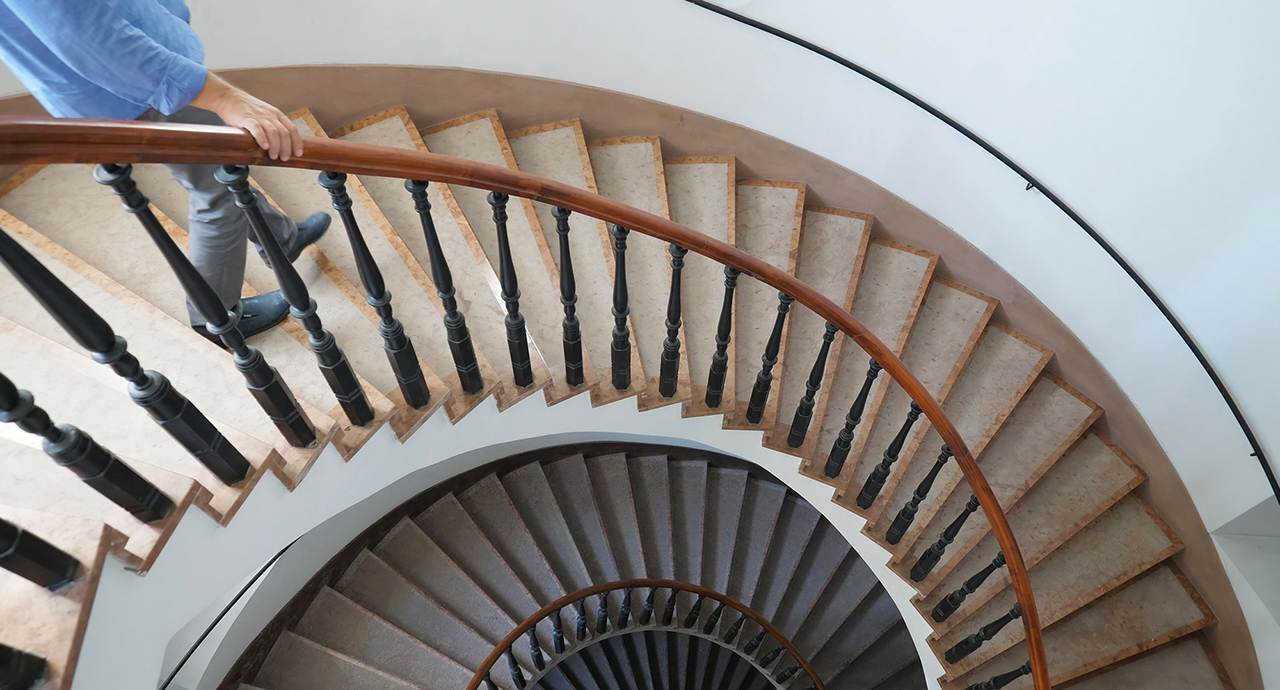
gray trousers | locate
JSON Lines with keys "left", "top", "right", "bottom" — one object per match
{"left": 137, "top": 106, "right": 298, "bottom": 326}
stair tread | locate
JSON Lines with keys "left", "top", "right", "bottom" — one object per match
{"left": 945, "top": 563, "right": 1213, "bottom": 689}
{"left": 420, "top": 112, "right": 562, "bottom": 400}
{"left": 772, "top": 208, "right": 871, "bottom": 446}
{"left": 545, "top": 454, "right": 621, "bottom": 583}
{"left": 294, "top": 587, "right": 473, "bottom": 690}
{"left": 663, "top": 157, "right": 736, "bottom": 413}
{"left": 585, "top": 454, "right": 646, "bottom": 579}
{"left": 502, "top": 462, "right": 593, "bottom": 591}
{"left": 835, "top": 279, "right": 995, "bottom": 501}
{"left": 726, "top": 478, "right": 788, "bottom": 605}
{"left": 750, "top": 494, "right": 821, "bottom": 620}
{"left": 791, "top": 552, "right": 880, "bottom": 659}
{"left": 726, "top": 180, "right": 805, "bottom": 428}
{"left": 584, "top": 638, "right": 626, "bottom": 690}
{"left": 256, "top": 631, "right": 424, "bottom": 690}
{"left": 629, "top": 455, "right": 676, "bottom": 578}
{"left": 867, "top": 661, "right": 926, "bottom": 690}
{"left": 811, "top": 589, "right": 906, "bottom": 680}
{"left": 1065, "top": 635, "right": 1230, "bottom": 690}
{"left": 828, "top": 623, "right": 918, "bottom": 690}
{"left": 770, "top": 520, "right": 853, "bottom": 639}
{"left": 807, "top": 240, "right": 935, "bottom": 480}
{"left": 895, "top": 375, "right": 1097, "bottom": 570}
{"left": 668, "top": 460, "right": 707, "bottom": 585}
{"left": 867, "top": 324, "right": 1051, "bottom": 532}
{"left": 458, "top": 474, "right": 565, "bottom": 603}
{"left": 702, "top": 467, "right": 749, "bottom": 592}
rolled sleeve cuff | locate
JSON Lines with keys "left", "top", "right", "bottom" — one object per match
{"left": 150, "top": 56, "right": 207, "bottom": 115}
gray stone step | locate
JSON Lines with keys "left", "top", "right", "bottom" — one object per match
{"left": 725, "top": 478, "right": 788, "bottom": 605}
{"left": 502, "top": 462, "right": 593, "bottom": 591}
{"left": 458, "top": 474, "right": 566, "bottom": 603}
{"left": 751, "top": 495, "right": 822, "bottom": 620}
{"left": 827, "top": 623, "right": 918, "bottom": 690}
{"left": 668, "top": 460, "right": 708, "bottom": 585}
{"left": 255, "top": 631, "right": 423, "bottom": 690}
{"left": 810, "top": 589, "right": 904, "bottom": 681}
{"left": 702, "top": 468, "right": 748, "bottom": 592}
{"left": 791, "top": 553, "right": 880, "bottom": 659}
{"left": 586, "top": 454, "right": 646, "bottom": 578}
{"left": 629, "top": 455, "right": 675, "bottom": 578}
{"left": 545, "top": 455, "right": 621, "bottom": 583}
{"left": 868, "top": 662, "right": 926, "bottom": 690}
{"left": 770, "top": 521, "right": 853, "bottom": 638}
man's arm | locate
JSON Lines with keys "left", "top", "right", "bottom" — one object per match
{"left": 2, "top": 0, "right": 301, "bottom": 160}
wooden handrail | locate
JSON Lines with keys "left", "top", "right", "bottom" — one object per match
{"left": 0, "top": 117, "right": 1049, "bottom": 689}
{"left": 465, "top": 579, "right": 824, "bottom": 690}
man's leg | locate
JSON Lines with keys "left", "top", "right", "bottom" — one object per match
{"left": 137, "top": 107, "right": 298, "bottom": 326}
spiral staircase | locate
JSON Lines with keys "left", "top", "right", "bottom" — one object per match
{"left": 0, "top": 100, "right": 1240, "bottom": 690}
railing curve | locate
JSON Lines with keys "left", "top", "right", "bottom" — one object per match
{"left": 0, "top": 117, "right": 1048, "bottom": 689}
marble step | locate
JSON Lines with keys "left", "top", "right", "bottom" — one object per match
{"left": 943, "top": 563, "right": 1213, "bottom": 689}
{"left": 766, "top": 207, "right": 872, "bottom": 452}
{"left": 254, "top": 630, "right": 424, "bottom": 690}
{"left": 457, "top": 474, "right": 565, "bottom": 603}
{"left": 702, "top": 467, "right": 749, "bottom": 592}
{"left": 770, "top": 521, "right": 854, "bottom": 639}
{"left": 725, "top": 478, "right": 788, "bottom": 605}
{"left": 831, "top": 278, "right": 996, "bottom": 510}
{"left": 724, "top": 180, "right": 806, "bottom": 430}
{"left": 544, "top": 454, "right": 621, "bottom": 584}
{"left": 801, "top": 239, "right": 936, "bottom": 483}
{"left": 869, "top": 661, "right": 926, "bottom": 690}
{"left": 750, "top": 494, "right": 821, "bottom": 620}
{"left": 586, "top": 136, "right": 683, "bottom": 408}
{"left": 628, "top": 454, "right": 675, "bottom": 578}
{"left": 1064, "top": 635, "right": 1231, "bottom": 690}
{"left": 501, "top": 461, "right": 594, "bottom": 592}
{"left": 585, "top": 454, "right": 646, "bottom": 578}
{"left": 668, "top": 460, "right": 708, "bottom": 586}
{"left": 662, "top": 157, "right": 737, "bottom": 416}
{"left": 861, "top": 324, "right": 1052, "bottom": 529}
{"left": 810, "top": 589, "right": 907, "bottom": 682}
{"left": 827, "top": 623, "right": 919, "bottom": 690}
{"left": 419, "top": 111, "right": 560, "bottom": 402}
{"left": 790, "top": 551, "right": 881, "bottom": 660}
{"left": 0, "top": 211, "right": 336, "bottom": 483}
{"left": 294, "top": 587, "right": 473, "bottom": 690}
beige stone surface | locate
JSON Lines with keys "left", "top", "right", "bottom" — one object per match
{"left": 1066, "top": 636, "right": 1230, "bottom": 690}
{"left": 255, "top": 630, "right": 423, "bottom": 690}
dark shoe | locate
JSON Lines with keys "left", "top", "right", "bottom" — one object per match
{"left": 285, "top": 213, "right": 331, "bottom": 263}
{"left": 192, "top": 291, "right": 291, "bottom": 346}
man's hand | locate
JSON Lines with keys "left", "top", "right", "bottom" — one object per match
{"left": 190, "top": 73, "right": 303, "bottom": 161}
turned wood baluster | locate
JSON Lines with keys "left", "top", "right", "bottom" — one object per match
{"left": 618, "top": 586, "right": 633, "bottom": 628}
{"left": 824, "top": 359, "right": 883, "bottom": 479}
{"left": 886, "top": 444, "right": 953, "bottom": 544}
{"left": 723, "top": 613, "right": 747, "bottom": 644}
{"left": 0, "top": 517, "right": 79, "bottom": 590}
{"left": 743, "top": 630, "right": 767, "bottom": 655}
{"left": 487, "top": 192, "right": 534, "bottom": 388}
{"left": 526, "top": 628, "right": 544, "bottom": 671}
{"left": 405, "top": 180, "right": 484, "bottom": 394}
{"left": 319, "top": 171, "right": 430, "bottom": 409}
{"left": 575, "top": 598, "right": 588, "bottom": 641}
{"left": 934, "top": 552, "right": 1007, "bottom": 622}
{"left": 481, "top": 674, "right": 498, "bottom": 690}
{"left": 776, "top": 664, "right": 802, "bottom": 683}
{"left": 683, "top": 594, "right": 704, "bottom": 628}
{"left": 759, "top": 645, "right": 784, "bottom": 667}
{"left": 704, "top": 266, "right": 740, "bottom": 408}
{"left": 857, "top": 401, "right": 923, "bottom": 508}
{"left": 550, "top": 608, "right": 565, "bottom": 654}
{"left": 609, "top": 224, "right": 632, "bottom": 390}
{"left": 640, "top": 588, "right": 656, "bottom": 625}
{"left": 912, "top": 494, "right": 981, "bottom": 582}
{"left": 659, "top": 244, "right": 688, "bottom": 398}
{"left": 746, "top": 292, "right": 794, "bottom": 424}
{"left": 505, "top": 646, "right": 525, "bottom": 689}
{"left": 596, "top": 591, "right": 610, "bottom": 634}
{"left": 216, "top": 165, "right": 375, "bottom": 426}
{"left": 0, "top": 370, "right": 173, "bottom": 522}
{"left": 945, "top": 604, "right": 1022, "bottom": 663}
{"left": 788, "top": 322, "right": 838, "bottom": 447}
{"left": 552, "top": 207, "right": 584, "bottom": 388}
{"left": 702, "top": 601, "right": 726, "bottom": 635}
{"left": 661, "top": 588, "right": 678, "bottom": 626}
{"left": 95, "top": 164, "right": 318, "bottom": 447}
{"left": 0, "top": 225, "right": 253, "bottom": 484}
{"left": 0, "top": 643, "right": 47, "bottom": 689}
{"left": 965, "top": 661, "right": 1032, "bottom": 690}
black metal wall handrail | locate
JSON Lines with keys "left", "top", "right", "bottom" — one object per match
{"left": 684, "top": 0, "right": 1280, "bottom": 504}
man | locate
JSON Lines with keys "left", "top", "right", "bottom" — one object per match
{"left": 0, "top": 0, "right": 330, "bottom": 341}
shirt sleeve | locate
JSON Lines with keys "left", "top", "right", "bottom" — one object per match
{"left": 2, "top": 0, "right": 207, "bottom": 115}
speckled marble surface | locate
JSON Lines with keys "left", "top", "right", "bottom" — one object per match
{"left": 1066, "top": 636, "right": 1230, "bottom": 690}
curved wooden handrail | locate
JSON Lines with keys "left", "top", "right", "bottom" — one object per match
{"left": 465, "top": 578, "right": 824, "bottom": 690}
{"left": 0, "top": 117, "right": 1048, "bottom": 689}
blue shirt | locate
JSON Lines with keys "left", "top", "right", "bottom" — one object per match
{"left": 0, "top": 0, "right": 207, "bottom": 119}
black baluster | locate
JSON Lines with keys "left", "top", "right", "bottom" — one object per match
{"left": 640, "top": 588, "right": 656, "bottom": 625}
{"left": 0, "top": 371, "right": 173, "bottom": 522}
{"left": 0, "top": 518, "right": 78, "bottom": 590}
{"left": 745, "top": 293, "right": 794, "bottom": 424}
{"left": 912, "top": 494, "right": 981, "bottom": 582}
{"left": 887, "top": 445, "right": 953, "bottom": 544}
{"left": 482, "top": 673, "right": 499, "bottom": 690}
{"left": 405, "top": 180, "right": 483, "bottom": 394}
{"left": 824, "top": 359, "right": 882, "bottom": 479}
{"left": 608, "top": 224, "right": 631, "bottom": 390}
{"left": 487, "top": 192, "right": 534, "bottom": 388}
{"left": 857, "top": 401, "right": 923, "bottom": 508}
{"left": 551, "top": 608, "right": 565, "bottom": 654}
{"left": 0, "top": 644, "right": 47, "bottom": 689}
{"left": 945, "top": 604, "right": 1022, "bottom": 664}
{"left": 216, "top": 165, "right": 375, "bottom": 426}
{"left": 319, "top": 171, "right": 430, "bottom": 409}
{"left": 759, "top": 646, "right": 784, "bottom": 666}
{"left": 964, "top": 661, "right": 1032, "bottom": 690}
{"left": 659, "top": 244, "right": 688, "bottom": 398}
{"left": 95, "top": 164, "right": 317, "bottom": 447}
{"left": 704, "top": 267, "right": 740, "bottom": 408}
{"left": 743, "top": 630, "right": 766, "bottom": 655}
{"left": 661, "top": 588, "right": 678, "bottom": 626}
{"left": 788, "top": 322, "right": 837, "bottom": 447}
{"left": 552, "top": 207, "right": 584, "bottom": 388}
{"left": 596, "top": 591, "right": 610, "bottom": 634}
{"left": 702, "top": 601, "right": 726, "bottom": 635}
{"left": 933, "top": 552, "right": 1007, "bottom": 622}
{"left": 618, "top": 586, "right": 633, "bottom": 628}
{"left": 506, "top": 646, "right": 526, "bottom": 689}
{"left": 527, "top": 628, "right": 545, "bottom": 671}
{"left": 575, "top": 598, "right": 588, "bottom": 641}
{"left": 776, "top": 664, "right": 801, "bottom": 683}
{"left": 723, "top": 614, "right": 746, "bottom": 644}
{"left": 683, "top": 594, "right": 704, "bottom": 628}
{"left": 0, "top": 225, "right": 253, "bottom": 484}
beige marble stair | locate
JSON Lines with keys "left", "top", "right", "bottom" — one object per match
{"left": 255, "top": 630, "right": 425, "bottom": 690}
{"left": 764, "top": 207, "right": 871, "bottom": 453}
{"left": 662, "top": 157, "right": 737, "bottom": 417}
{"left": 832, "top": 278, "right": 997, "bottom": 512}
{"left": 418, "top": 111, "right": 560, "bottom": 404}
{"left": 801, "top": 239, "right": 936, "bottom": 483}
{"left": 1066, "top": 635, "right": 1233, "bottom": 690}
{"left": 586, "top": 137, "right": 688, "bottom": 408}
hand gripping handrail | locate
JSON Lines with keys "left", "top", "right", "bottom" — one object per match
{"left": 0, "top": 117, "right": 1048, "bottom": 689}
